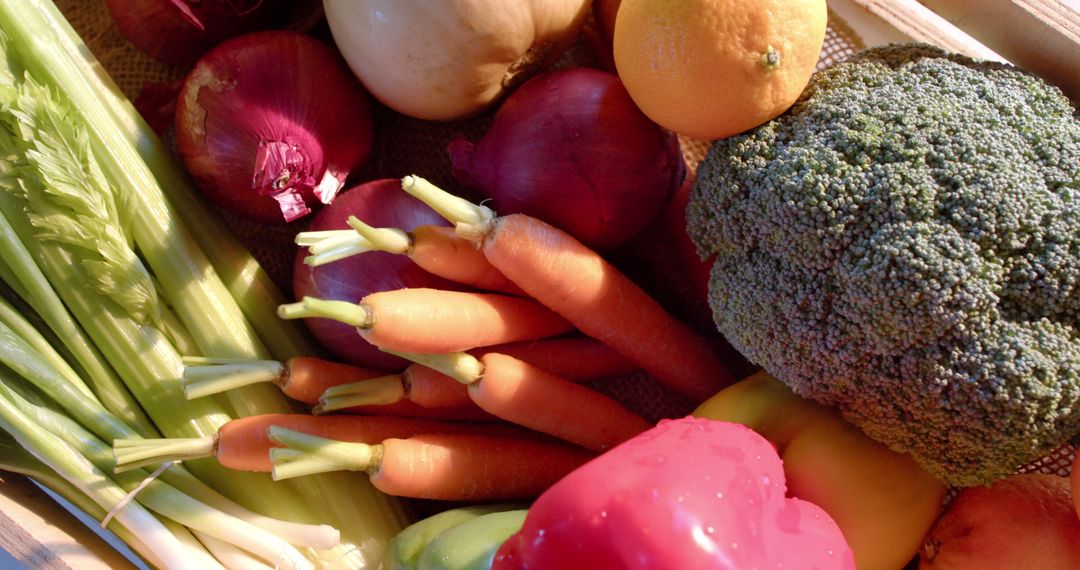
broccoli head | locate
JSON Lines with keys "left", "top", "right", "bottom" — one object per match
{"left": 686, "top": 43, "right": 1080, "bottom": 486}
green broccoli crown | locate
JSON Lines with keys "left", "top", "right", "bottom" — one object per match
{"left": 687, "top": 43, "right": 1080, "bottom": 486}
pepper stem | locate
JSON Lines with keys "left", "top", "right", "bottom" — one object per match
{"left": 268, "top": 426, "right": 382, "bottom": 481}
{"left": 314, "top": 374, "right": 406, "bottom": 414}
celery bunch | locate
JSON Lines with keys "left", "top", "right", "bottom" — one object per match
{"left": 0, "top": 0, "right": 407, "bottom": 567}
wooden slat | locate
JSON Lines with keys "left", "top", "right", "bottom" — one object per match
{"left": 918, "top": 0, "right": 1080, "bottom": 104}
{"left": 838, "top": 0, "right": 1009, "bottom": 61}
{"left": 0, "top": 474, "right": 137, "bottom": 570}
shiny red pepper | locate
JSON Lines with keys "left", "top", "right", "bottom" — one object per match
{"left": 493, "top": 416, "right": 855, "bottom": 570}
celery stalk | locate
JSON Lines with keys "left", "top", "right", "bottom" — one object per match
{"left": 0, "top": 384, "right": 200, "bottom": 570}
{"left": 34, "top": 0, "right": 319, "bottom": 363}
{"left": 0, "top": 380, "right": 318, "bottom": 569}
{"left": 0, "top": 3, "right": 408, "bottom": 564}
{"left": 0, "top": 304, "right": 340, "bottom": 549}
{"left": 0, "top": 431, "right": 153, "bottom": 565}
{"left": 0, "top": 185, "right": 156, "bottom": 436}
{"left": 0, "top": 2, "right": 270, "bottom": 399}
{"left": 0, "top": 294, "right": 94, "bottom": 399}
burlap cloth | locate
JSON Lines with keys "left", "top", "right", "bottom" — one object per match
{"left": 56, "top": 0, "right": 1074, "bottom": 485}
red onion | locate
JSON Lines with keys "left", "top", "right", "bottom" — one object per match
{"left": 448, "top": 67, "right": 685, "bottom": 252}
{"left": 106, "top": 0, "right": 290, "bottom": 67}
{"left": 175, "top": 30, "right": 374, "bottom": 224}
{"left": 292, "top": 179, "right": 467, "bottom": 371}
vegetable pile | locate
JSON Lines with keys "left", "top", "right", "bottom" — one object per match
{"left": 2, "top": 1, "right": 1079, "bottom": 569}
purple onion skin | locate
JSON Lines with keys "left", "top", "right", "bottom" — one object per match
{"left": 106, "top": 0, "right": 290, "bottom": 67}
{"left": 449, "top": 67, "right": 685, "bottom": 252}
{"left": 176, "top": 30, "right": 374, "bottom": 225}
{"left": 292, "top": 179, "right": 467, "bottom": 371}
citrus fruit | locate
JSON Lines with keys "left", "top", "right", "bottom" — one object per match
{"left": 613, "top": 0, "right": 827, "bottom": 140}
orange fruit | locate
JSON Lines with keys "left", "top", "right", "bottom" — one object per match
{"left": 613, "top": 0, "right": 827, "bottom": 140}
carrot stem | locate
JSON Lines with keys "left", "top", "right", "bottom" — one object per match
{"left": 268, "top": 426, "right": 380, "bottom": 481}
{"left": 294, "top": 229, "right": 358, "bottom": 247}
{"left": 381, "top": 349, "right": 483, "bottom": 385}
{"left": 315, "top": 374, "right": 405, "bottom": 414}
{"left": 278, "top": 296, "right": 371, "bottom": 328}
{"left": 297, "top": 216, "right": 415, "bottom": 267}
{"left": 113, "top": 436, "right": 216, "bottom": 472}
{"left": 401, "top": 175, "right": 494, "bottom": 240}
{"left": 347, "top": 216, "right": 412, "bottom": 254}
{"left": 299, "top": 229, "right": 373, "bottom": 267}
{"left": 182, "top": 360, "right": 284, "bottom": 400}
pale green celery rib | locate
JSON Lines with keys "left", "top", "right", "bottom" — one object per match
{"left": 0, "top": 296, "right": 151, "bottom": 444}
{"left": 0, "top": 1, "right": 277, "bottom": 416}
{"left": 0, "top": 194, "right": 315, "bottom": 521}
{"left": 0, "top": 293, "right": 94, "bottom": 400}
{"left": 0, "top": 194, "right": 157, "bottom": 436}
{"left": 0, "top": 431, "right": 156, "bottom": 567}
{"left": 164, "top": 522, "right": 226, "bottom": 570}
{"left": 1, "top": 386, "right": 316, "bottom": 570}
{"left": 31, "top": 0, "right": 318, "bottom": 363}
{"left": 2, "top": 1, "right": 408, "bottom": 559}
{"left": 0, "top": 304, "right": 339, "bottom": 549}
{"left": 2, "top": 116, "right": 380, "bottom": 570}
{"left": 0, "top": 383, "right": 199, "bottom": 570}
{"left": 190, "top": 531, "right": 262, "bottom": 570}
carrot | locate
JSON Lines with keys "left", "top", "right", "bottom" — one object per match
{"left": 181, "top": 355, "right": 385, "bottom": 403}
{"left": 391, "top": 350, "right": 653, "bottom": 452}
{"left": 112, "top": 413, "right": 519, "bottom": 473}
{"left": 473, "top": 337, "right": 638, "bottom": 382}
{"left": 335, "top": 399, "right": 497, "bottom": 422}
{"left": 402, "top": 225, "right": 525, "bottom": 295}
{"left": 181, "top": 355, "right": 493, "bottom": 421}
{"left": 316, "top": 337, "right": 639, "bottom": 414}
{"left": 317, "top": 363, "right": 474, "bottom": 414}
{"left": 268, "top": 429, "right": 595, "bottom": 500}
{"left": 278, "top": 288, "right": 574, "bottom": 354}
{"left": 402, "top": 175, "right": 735, "bottom": 402}
{"left": 299, "top": 220, "right": 524, "bottom": 295}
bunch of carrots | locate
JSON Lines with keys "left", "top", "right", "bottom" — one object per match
{"left": 113, "top": 176, "right": 735, "bottom": 502}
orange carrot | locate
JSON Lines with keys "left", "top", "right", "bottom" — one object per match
{"left": 391, "top": 350, "right": 653, "bottom": 452}
{"left": 181, "top": 356, "right": 385, "bottom": 403}
{"left": 113, "top": 413, "right": 519, "bottom": 473}
{"left": 403, "top": 175, "right": 734, "bottom": 402}
{"left": 277, "top": 356, "right": 382, "bottom": 403}
{"left": 182, "top": 355, "right": 493, "bottom": 420}
{"left": 316, "top": 363, "right": 473, "bottom": 414}
{"left": 335, "top": 399, "right": 497, "bottom": 422}
{"left": 268, "top": 430, "right": 595, "bottom": 500}
{"left": 405, "top": 225, "right": 525, "bottom": 295}
{"left": 299, "top": 219, "right": 525, "bottom": 296}
{"left": 472, "top": 337, "right": 638, "bottom": 382}
{"left": 278, "top": 288, "right": 574, "bottom": 354}
{"left": 317, "top": 337, "right": 639, "bottom": 414}
{"left": 354, "top": 220, "right": 526, "bottom": 295}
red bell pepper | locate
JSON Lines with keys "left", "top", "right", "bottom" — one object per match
{"left": 493, "top": 416, "right": 855, "bottom": 570}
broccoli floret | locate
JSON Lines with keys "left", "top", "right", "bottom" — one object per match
{"left": 687, "top": 43, "right": 1080, "bottom": 486}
